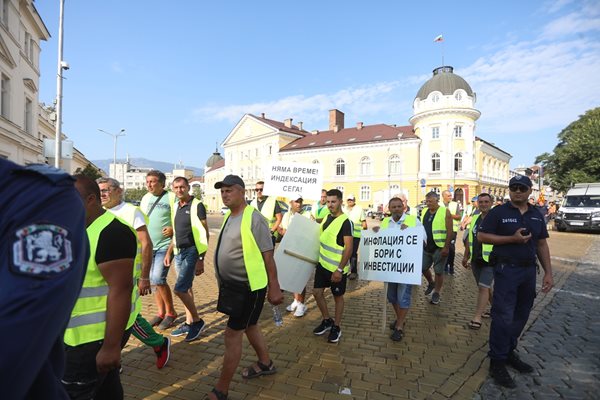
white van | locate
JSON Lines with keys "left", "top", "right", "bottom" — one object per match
{"left": 554, "top": 183, "right": 600, "bottom": 232}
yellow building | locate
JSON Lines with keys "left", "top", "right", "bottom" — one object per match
{"left": 204, "top": 66, "right": 511, "bottom": 211}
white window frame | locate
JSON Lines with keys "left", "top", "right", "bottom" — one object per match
{"left": 24, "top": 97, "right": 33, "bottom": 134}
{"left": 1, "top": 74, "right": 10, "bottom": 119}
{"left": 454, "top": 152, "right": 463, "bottom": 171}
{"left": 360, "top": 185, "right": 371, "bottom": 201}
{"left": 336, "top": 158, "right": 345, "bottom": 176}
{"left": 359, "top": 156, "right": 371, "bottom": 175}
{"left": 389, "top": 154, "right": 401, "bottom": 174}
{"left": 431, "top": 152, "right": 440, "bottom": 172}
{"left": 454, "top": 125, "right": 462, "bottom": 138}
{"left": 432, "top": 126, "right": 439, "bottom": 139}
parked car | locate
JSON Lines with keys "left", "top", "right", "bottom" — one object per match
{"left": 302, "top": 204, "right": 312, "bottom": 214}
{"left": 554, "top": 183, "right": 600, "bottom": 232}
{"left": 220, "top": 206, "right": 229, "bottom": 215}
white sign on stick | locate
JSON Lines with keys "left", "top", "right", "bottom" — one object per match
{"left": 262, "top": 161, "right": 323, "bottom": 201}
{"left": 358, "top": 227, "right": 423, "bottom": 284}
{"left": 274, "top": 214, "right": 320, "bottom": 293}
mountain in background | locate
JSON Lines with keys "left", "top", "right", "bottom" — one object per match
{"left": 92, "top": 158, "right": 204, "bottom": 176}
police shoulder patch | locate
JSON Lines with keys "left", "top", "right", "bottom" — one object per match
{"left": 11, "top": 224, "right": 73, "bottom": 277}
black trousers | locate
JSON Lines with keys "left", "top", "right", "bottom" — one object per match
{"left": 62, "top": 329, "right": 131, "bottom": 400}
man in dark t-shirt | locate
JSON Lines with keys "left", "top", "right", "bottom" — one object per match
{"left": 312, "top": 189, "right": 353, "bottom": 344}
{"left": 62, "top": 175, "right": 137, "bottom": 400}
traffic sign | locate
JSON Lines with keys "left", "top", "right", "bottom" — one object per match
{"left": 420, "top": 178, "right": 426, "bottom": 187}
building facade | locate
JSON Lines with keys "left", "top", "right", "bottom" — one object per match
{"left": 204, "top": 66, "right": 512, "bottom": 211}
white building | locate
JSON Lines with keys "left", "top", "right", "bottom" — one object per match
{"left": 110, "top": 159, "right": 195, "bottom": 190}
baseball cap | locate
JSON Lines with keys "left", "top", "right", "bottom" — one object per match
{"left": 291, "top": 193, "right": 303, "bottom": 202}
{"left": 214, "top": 174, "right": 245, "bottom": 189}
{"left": 347, "top": 194, "right": 356, "bottom": 201}
{"left": 509, "top": 175, "right": 533, "bottom": 188}
{"left": 471, "top": 196, "right": 478, "bottom": 202}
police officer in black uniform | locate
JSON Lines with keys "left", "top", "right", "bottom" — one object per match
{"left": 0, "top": 159, "right": 88, "bottom": 399}
{"left": 478, "top": 175, "right": 554, "bottom": 388}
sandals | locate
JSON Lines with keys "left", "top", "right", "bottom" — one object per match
{"left": 207, "top": 388, "right": 227, "bottom": 400}
{"left": 241, "top": 360, "right": 277, "bottom": 379}
{"left": 468, "top": 320, "right": 482, "bottom": 330}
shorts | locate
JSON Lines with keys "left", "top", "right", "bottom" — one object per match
{"left": 150, "top": 248, "right": 170, "bottom": 286}
{"left": 422, "top": 248, "right": 447, "bottom": 275}
{"left": 227, "top": 287, "right": 267, "bottom": 331}
{"left": 174, "top": 246, "right": 198, "bottom": 292}
{"left": 386, "top": 282, "right": 412, "bottom": 308}
{"left": 313, "top": 263, "right": 347, "bottom": 297}
{"left": 471, "top": 261, "right": 494, "bottom": 288}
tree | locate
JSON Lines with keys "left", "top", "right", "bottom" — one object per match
{"left": 191, "top": 185, "right": 203, "bottom": 200}
{"left": 536, "top": 107, "right": 600, "bottom": 193}
{"left": 74, "top": 163, "right": 102, "bottom": 180}
{"left": 124, "top": 188, "right": 147, "bottom": 203}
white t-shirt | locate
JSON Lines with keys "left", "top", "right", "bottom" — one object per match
{"left": 108, "top": 202, "right": 146, "bottom": 230}
{"left": 385, "top": 214, "right": 428, "bottom": 245}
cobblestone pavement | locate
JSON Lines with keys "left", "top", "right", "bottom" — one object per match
{"left": 120, "top": 220, "right": 598, "bottom": 400}
{"left": 476, "top": 234, "right": 600, "bottom": 400}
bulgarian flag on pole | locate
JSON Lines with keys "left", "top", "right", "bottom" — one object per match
{"left": 434, "top": 34, "right": 444, "bottom": 42}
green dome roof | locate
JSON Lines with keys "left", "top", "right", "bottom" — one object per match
{"left": 206, "top": 151, "right": 223, "bottom": 168}
{"left": 415, "top": 66, "right": 474, "bottom": 100}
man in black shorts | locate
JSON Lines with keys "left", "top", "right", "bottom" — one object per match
{"left": 312, "top": 189, "right": 353, "bottom": 343}
{"left": 208, "top": 175, "right": 283, "bottom": 400}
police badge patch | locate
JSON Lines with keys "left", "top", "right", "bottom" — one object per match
{"left": 12, "top": 224, "right": 73, "bottom": 277}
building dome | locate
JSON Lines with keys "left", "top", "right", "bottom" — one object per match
{"left": 206, "top": 149, "right": 224, "bottom": 169}
{"left": 415, "top": 66, "right": 474, "bottom": 100}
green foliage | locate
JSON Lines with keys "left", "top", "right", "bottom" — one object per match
{"left": 535, "top": 107, "right": 600, "bottom": 193}
{"left": 74, "top": 163, "right": 102, "bottom": 180}
{"left": 124, "top": 188, "right": 147, "bottom": 202}
{"left": 191, "top": 185, "right": 203, "bottom": 200}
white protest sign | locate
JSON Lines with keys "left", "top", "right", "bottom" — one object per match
{"left": 262, "top": 161, "right": 323, "bottom": 201}
{"left": 274, "top": 214, "right": 320, "bottom": 293}
{"left": 358, "top": 227, "right": 423, "bottom": 284}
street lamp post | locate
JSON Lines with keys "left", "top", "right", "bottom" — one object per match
{"left": 98, "top": 128, "right": 126, "bottom": 175}
{"left": 54, "top": 0, "right": 66, "bottom": 168}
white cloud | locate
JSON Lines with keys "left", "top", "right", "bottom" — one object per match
{"left": 192, "top": 81, "right": 405, "bottom": 125}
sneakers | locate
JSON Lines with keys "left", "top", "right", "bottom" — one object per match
{"left": 430, "top": 292, "right": 441, "bottom": 305}
{"left": 327, "top": 325, "right": 342, "bottom": 343}
{"left": 507, "top": 351, "right": 534, "bottom": 373}
{"left": 171, "top": 322, "right": 190, "bottom": 337}
{"left": 489, "top": 360, "right": 516, "bottom": 388}
{"left": 149, "top": 315, "right": 164, "bottom": 327}
{"left": 424, "top": 282, "right": 435, "bottom": 296}
{"left": 286, "top": 299, "right": 299, "bottom": 312}
{"left": 158, "top": 315, "right": 176, "bottom": 330}
{"left": 390, "top": 329, "right": 404, "bottom": 342}
{"left": 313, "top": 318, "right": 334, "bottom": 335}
{"left": 154, "top": 337, "right": 171, "bottom": 369}
{"left": 293, "top": 302, "right": 307, "bottom": 317}
{"left": 185, "top": 319, "right": 206, "bottom": 342}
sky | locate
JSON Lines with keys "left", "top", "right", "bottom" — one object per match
{"left": 35, "top": 0, "right": 600, "bottom": 171}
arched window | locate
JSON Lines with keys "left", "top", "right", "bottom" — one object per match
{"left": 360, "top": 185, "right": 371, "bottom": 201}
{"left": 454, "top": 152, "right": 463, "bottom": 171}
{"left": 389, "top": 154, "right": 401, "bottom": 174}
{"left": 336, "top": 158, "right": 345, "bottom": 176}
{"left": 431, "top": 153, "right": 440, "bottom": 171}
{"left": 359, "top": 156, "right": 371, "bottom": 175}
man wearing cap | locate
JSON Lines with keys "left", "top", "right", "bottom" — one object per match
{"left": 251, "top": 181, "right": 283, "bottom": 245}
{"left": 311, "top": 189, "right": 330, "bottom": 223}
{"left": 344, "top": 194, "right": 367, "bottom": 280}
{"left": 209, "top": 175, "right": 283, "bottom": 400}
{"left": 278, "top": 194, "right": 310, "bottom": 317}
{"left": 478, "top": 175, "right": 554, "bottom": 389}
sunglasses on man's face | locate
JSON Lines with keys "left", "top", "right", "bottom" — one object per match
{"left": 256, "top": 188, "right": 263, "bottom": 192}
{"left": 509, "top": 184, "right": 529, "bottom": 193}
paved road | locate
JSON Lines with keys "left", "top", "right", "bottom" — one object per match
{"left": 476, "top": 234, "right": 600, "bottom": 400}
{"left": 120, "top": 216, "right": 599, "bottom": 399}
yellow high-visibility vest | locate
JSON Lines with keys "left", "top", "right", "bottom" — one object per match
{"left": 319, "top": 215, "right": 350, "bottom": 273}
{"left": 171, "top": 198, "right": 208, "bottom": 255}
{"left": 380, "top": 214, "right": 417, "bottom": 229}
{"left": 421, "top": 206, "right": 448, "bottom": 248}
{"left": 251, "top": 196, "right": 277, "bottom": 228}
{"left": 346, "top": 206, "right": 364, "bottom": 238}
{"left": 219, "top": 206, "right": 268, "bottom": 291}
{"left": 468, "top": 213, "right": 493, "bottom": 262}
{"left": 64, "top": 212, "right": 137, "bottom": 346}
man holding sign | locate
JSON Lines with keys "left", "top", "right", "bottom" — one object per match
{"left": 373, "top": 197, "right": 425, "bottom": 341}
{"left": 312, "top": 189, "right": 353, "bottom": 343}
